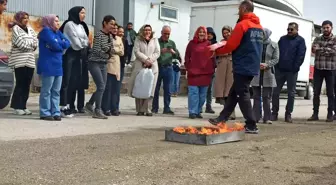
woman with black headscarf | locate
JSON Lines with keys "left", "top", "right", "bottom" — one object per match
{"left": 58, "top": 6, "right": 89, "bottom": 118}
{"left": 203, "top": 27, "right": 217, "bottom": 114}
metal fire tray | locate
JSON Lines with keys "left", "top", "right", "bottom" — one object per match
{"left": 165, "top": 129, "right": 245, "bottom": 145}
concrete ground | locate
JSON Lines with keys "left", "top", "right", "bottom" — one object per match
{"left": 0, "top": 94, "right": 336, "bottom": 185}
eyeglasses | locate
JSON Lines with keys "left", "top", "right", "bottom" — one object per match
{"left": 163, "top": 33, "right": 170, "bottom": 35}
{"left": 287, "top": 28, "right": 294, "bottom": 32}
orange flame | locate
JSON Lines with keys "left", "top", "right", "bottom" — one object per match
{"left": 173, "top": 123, "right": 244, "bottom": 135}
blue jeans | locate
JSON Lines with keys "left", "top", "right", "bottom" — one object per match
{"left": 188, "top": 86, "right": 208, "bottom": 115}
{"left": 39, "top": 75, "right": 62, "bottom": 117}
{"left": 170, "top": 70, "right": 180, "bottom": 94}
{"left": 153, "top": 65, "right": 173, "bottom": 112}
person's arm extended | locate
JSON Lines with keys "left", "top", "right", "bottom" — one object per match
{"left": 215, "top": 23, "right": 244, "bottom": 56}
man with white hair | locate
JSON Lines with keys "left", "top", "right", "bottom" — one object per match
{"left": 152, "top": 25, "right": 180, "bottom": 115}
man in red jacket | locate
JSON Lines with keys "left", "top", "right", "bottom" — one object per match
{"left": 209, "top": 0, "right": 263, "bottom": 134}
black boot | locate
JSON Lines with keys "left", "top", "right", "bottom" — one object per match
{"left": 285, "top": 114, "right": 293, "bottom": 123}
{"left": 326, "top": 112, "right": 333, "bottom": 122}
{"left": 205, "top": 105, "right": 215, "bottom": 114}
{"left": 307, "top": 113, "right": 319, "bottom": 121}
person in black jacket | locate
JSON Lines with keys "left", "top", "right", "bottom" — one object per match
{"left": 271, "top": 22, "right": 307, "bottom": 123}
{"left": 204, "top": 27, "right": 217, "bottom": 114}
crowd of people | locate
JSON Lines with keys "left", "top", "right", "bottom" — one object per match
{"left": 2, "top": 0, "right": 336, "bottom": 134}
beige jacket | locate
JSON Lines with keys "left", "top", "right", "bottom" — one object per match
{"left": 128, "top": 37, "right": 160, "bottom": 97}
{"left": 107, "top": 36, "right": 124, "bottom": 80}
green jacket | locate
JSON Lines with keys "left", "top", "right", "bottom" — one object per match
{"left": 158, "top": 38, "right": 180, "bottom": 66}
{"left": 125, "top": 29, "right": 137, "bottom": 45}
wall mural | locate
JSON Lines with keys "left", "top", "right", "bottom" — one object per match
{"left": 0, "top": 12, "right": 94, "bottom": 53}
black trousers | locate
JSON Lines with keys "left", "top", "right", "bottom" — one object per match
{"left": 312, "top": 68, "right": 335, "bottom": 114}
{"left": 10, "top": 67, "right": 34, "bottom": 109}
{"left": 70, "top": 88, "right": 85, "bottom": 110}
{"left": 60, "top": 49, "right": 82, "bottom": 106}
{"left": 218, "top": 73, "right": 256, "bottom": 128}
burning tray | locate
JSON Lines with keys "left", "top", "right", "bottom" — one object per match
{"left": 165, "top": 124, "right": 245, "bottom": 145}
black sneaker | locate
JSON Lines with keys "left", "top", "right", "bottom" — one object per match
{"left": 245, "top": 126, "right": 259, "bottom": 134}
{"left": 40, "top": 116, "right": 54, "bottom": 121}
{"left": 151, "top": 109, "right": 158, "bottom": 114}
{"left": 104, "top": 111, "right": 112, "bottom": 116}
{"left": 285, "top": 114, "right": 293, "bottom": 123}
{"left": 205, "top": 108, "right": 215, "bottom": 114}
{"left": 196, "top": 114, "right": 203, "bottom": 119}
{"left": 271, "top": 114, "right": 278, "bottom": 121}
{"left": 85, "top": 103, "right": 94, "bottom": 115}
{"left": 70, "top": 109, "right": 78, "bottom": 114}
{"left": 53, "top": 115, "right": 62, "bottom": 121}
{"left": 326, "top": 114, "right": 333, "bottom": 122}
{"left": 61, "top": 109, "right": 74, "bottom": 118}
{"left": 92, "top": 109, "right": 108, "bottom": 119}
{"left": 77, "top": 109, "right": 86, "bottom": 114}
{"left": 307, "top": 115, "right": 319, "bottom": 121}
{"left": 111, "top": 111, "right": 120, "bottom": 116}
{"left": 163, "top": 110, "right": 174, "bottom": 115}
{"left": 146, "top": 113, "right": 153, "bottom": 117}
{"left": 208, "top": 117, "right": 225, "bottom": 126}
{"left": 189, "top": 114, "right": 197, "bottom": 119}
{"left": 137, "top": 112, "right": 145, "bottom": 116}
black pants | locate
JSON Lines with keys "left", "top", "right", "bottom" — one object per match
{"left": 252, "top": 86, "right": 272, "bottom": 121}
{"left": 126, "top": 44, "right": 133, "bottom": 64}
{"left": 218, "top": 73, "right": 256, "bottom": 128}
{"left": 272, "top": 70, "right": 298, "bottom": 116}
{"left": 313, "top": 68, "right": 335, "bottom": 114}
{"left": 206, "top": 74, "right": 215, "bottom": 109}
{"left": 102, "top": 74, "right": 120, "bottom": 113}
{"left": 60, "top": 49, "right": 82, "bottom": 106}
{"left": 10, "top": 67, "right": 34, "bottom": 109}
{"left": 70, "top": 88, "right": 85, "bottom": 110}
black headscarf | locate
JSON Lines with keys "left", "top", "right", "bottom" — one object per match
{"left": 206, "top": 27, "right": 217, "bottom": 45}
{"left": 59, "top": 6, "right": 89, "bottom": 36}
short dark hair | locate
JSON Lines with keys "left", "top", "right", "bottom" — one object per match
{"left": 240, "top": 0, "right": 254, "bottom": 12}
{"left": 127, "top": 22, "right": 133, "bottom": 26}
{"left": 322, "top": 20, "right": 333, "bottom": 27}
{"left": 102, "top": 15, "right": 115, "bottom": 27}
{"left": 288, "top": 22, "right": 299, "bottom": 30}
{"left": 0, "top": 0, "right": 7, "bottom": 4}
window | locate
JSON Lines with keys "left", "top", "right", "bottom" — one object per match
{"left": 159, "top": 4, "right": 178, "bottom": 22}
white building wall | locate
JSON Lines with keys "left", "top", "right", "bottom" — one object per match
{"left": 131, "top": 0, "right": 193, "bottom": 61}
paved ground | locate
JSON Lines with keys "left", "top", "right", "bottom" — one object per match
{"left": 0, "top": 94, "right": 336, "bottom": 185}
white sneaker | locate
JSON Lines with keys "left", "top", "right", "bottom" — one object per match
{"left": 61, "top": 109, "right": 74, "bottom": 118}
{"left": 14, "top": 109, "right": 26, "bottom": 115}
{"left": 24, "top": 109, "right": 32, "bottom": 115}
